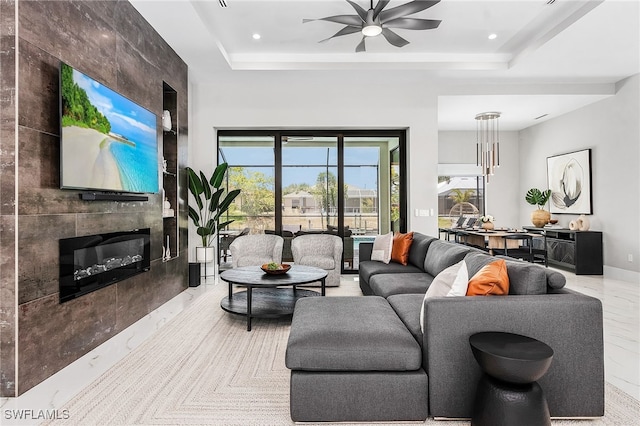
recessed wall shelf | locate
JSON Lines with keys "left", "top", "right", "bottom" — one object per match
{"left": 162, "top": 82, "right": 179, "bottom": 261}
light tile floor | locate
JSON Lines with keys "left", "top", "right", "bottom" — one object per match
{"left": 1, "top": 269, "right": 638, "bottom": 425}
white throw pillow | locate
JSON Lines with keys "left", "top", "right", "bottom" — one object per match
{"left": 420, "top": 260, "right": 469, "bottom": 333}
{"left": 370, "top": 232, "right": 393, "bottom": 264}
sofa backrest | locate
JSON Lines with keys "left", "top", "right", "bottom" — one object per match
{"left": 465, "top": 252, "right": 566, "bottom": 295}
{"left": 407, "top": 233, "right": 437, "bottom": 269}
{"left": 423, "top": 239, "right": 470, "bottom": 277}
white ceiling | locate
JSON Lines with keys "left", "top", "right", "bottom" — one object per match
{"left": 131, "top": 0, "right": 640, "bottom": 130}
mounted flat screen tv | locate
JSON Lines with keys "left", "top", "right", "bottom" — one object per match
{"left": 60, "top": 62, "right": 159, "bottom": 194}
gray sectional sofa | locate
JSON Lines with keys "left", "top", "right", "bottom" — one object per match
{"left": 286, "top": 232, "right": 604, "bottom": 422}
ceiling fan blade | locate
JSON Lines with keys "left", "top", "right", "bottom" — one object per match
{"left": 319, "top": 25, "right": 363, "bottom": 43}
{"left": 383, "top": 17, "right": 441, "bottom": 30}
{"left": 373, "top": 0, "right": 391, "bottom": 20}
{"left": 303, "top": 15, "right": 362, "bottom": 27}
{"left": 355, "top": 36, "right": 367, "bottom": 52}
{"left": 379, "top": 0, "right": 440, "bottom": 23}
{"left": 381, "top": 28, "right": 410, "bottom": 48}
{"left": 345, "top": 0, "right": 368, "bottom": 22}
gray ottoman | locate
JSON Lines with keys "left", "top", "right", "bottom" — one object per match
{"left": 285, "top": 296, "right": 428, "bottom": 422}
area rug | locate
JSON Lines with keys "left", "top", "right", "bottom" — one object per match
{"left": 44, "top": 281, "right": 640, "bottom": 426}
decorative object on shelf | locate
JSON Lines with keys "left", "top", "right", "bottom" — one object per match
{"left": 164, "top": 236, "right": 171, "bottom": 260}
{"left": 261, "top": 262, "right": 291, "bottom": 275}
{"left": 479, "top": 215, "right": 495, "bottom": 230}
{"left": 569, "top": 220, "right": 578, "bottom": 231}
{"left": 526, "top": 188, "right": 552, "bottom": 228}
{"left": 476, "top": 112, "right": 501, "bottom": 182}
{"left": 162, "top": 157, "right": 168, "bottom": 173}
{"left": 187, "top": 163, "right": 241, "bottom": 263}
{"left": 162, "top": 110, "right": 172, "bottom": 131}
{"left": 576, "top": 214, "right": 590, "bottom": 231}
{"left": 162, "top": 197, "right": 174, "bottom": 218}
{"left": 547, "top": 149, "right": 592, "bottom": 214}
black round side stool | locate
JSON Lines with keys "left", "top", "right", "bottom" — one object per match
{"left": 469, "top": 331, "right": 554, "bottom": 426}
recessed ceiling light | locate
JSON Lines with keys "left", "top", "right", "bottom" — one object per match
{"left": 252, "top": 33, "right": 261, "bottom": 40}
{"left": 488, "top": 33, "right": 497, "bottom": 40}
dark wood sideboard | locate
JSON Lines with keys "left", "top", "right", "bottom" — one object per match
{"left": 524, "top": 227, "right": 603, "bottom": 275}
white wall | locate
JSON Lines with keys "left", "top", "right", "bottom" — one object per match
{"left": 439, "top": 131, "right": 521, "bottom": 228}
{"left": 519, "top": 74, "right": 640, "bottom": 274}
{"left": 189, "top": 69, "right": 640, "bottom": 275}
{"left": 189, "top": 70, "right": 440, "bottom": 259}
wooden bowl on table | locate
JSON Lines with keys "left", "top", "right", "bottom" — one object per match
{"left": 261, "top": 263, "right": 291, "bottom": 275}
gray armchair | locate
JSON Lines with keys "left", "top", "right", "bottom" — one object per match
{"left": 230, "top": 234, "right": 284, "bottom": 268}
{"left": 291, "top": 234, "right": 343, "bottom": 287}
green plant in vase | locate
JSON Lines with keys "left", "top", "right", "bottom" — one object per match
{"left": 525, "top": 188, "right": 552, "bottom": 228}
{"left": 187, "top": 163, "right": 241, "bottom": 262}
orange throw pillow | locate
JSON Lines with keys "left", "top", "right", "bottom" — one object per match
{"left": 466, "top": 259, "right": 510, "bottom": 296}
{"left": 391, "top": 232, "right": 414, "bottom": 265}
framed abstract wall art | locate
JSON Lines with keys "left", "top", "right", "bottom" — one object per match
{"left": 546, "top": 149, "right": 592, "bottom": 214}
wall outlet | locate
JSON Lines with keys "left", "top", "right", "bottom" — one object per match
{"left": 628, "top": 254, "right": 633, "bottom": 262}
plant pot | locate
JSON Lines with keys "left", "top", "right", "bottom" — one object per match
{"left": 531, "top": 209, "right": 551, "bottom": 228}
{"left": 481, "top": 222, "right": 494, "bottom": 230}
{"left": 196, "top": 246, "right": 215, "bottom": 263}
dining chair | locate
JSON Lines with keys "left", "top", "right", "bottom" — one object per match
{"left": 530, "top": 233, "right": 548, "bottom": 267}
{"left": 494, "top": 234, "right": 535, "bottom": 263}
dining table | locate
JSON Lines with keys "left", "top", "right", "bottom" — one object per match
{"left": 453, "top": 229, "right": 540, "bottom": 254}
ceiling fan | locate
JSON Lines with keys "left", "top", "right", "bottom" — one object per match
{"left": 304, "top": 0, "right": 442, "bottom": 52}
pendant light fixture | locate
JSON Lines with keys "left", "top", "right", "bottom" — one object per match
{"left": 476, "top": 112, "right": 501, "bottom": 182}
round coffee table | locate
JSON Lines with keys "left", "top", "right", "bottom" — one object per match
{"left": 219, "top": 265, "right": 328, "bottom": 331}
{"left": 469, "top": 331, "right": 554, "bottom": 426}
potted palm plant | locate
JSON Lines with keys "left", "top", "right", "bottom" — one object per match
{"left": 187, "top": 163, "right": 240, "bottom": 262}
{"left": 525, "top": 188, "right": 552, "bottom": 228}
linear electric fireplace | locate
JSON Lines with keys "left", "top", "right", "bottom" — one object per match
{"left": 59, "top": 228, "right": 151, "bottom": 303}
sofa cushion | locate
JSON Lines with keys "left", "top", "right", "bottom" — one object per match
{"left": 545, "top": 269, "right": 566, "bottom": 289}
{"left": 369, "top": 273, "right": 433, "bottom": 298}
{"left": 407, "top": 233, "right": 436, "bottom": 269}
{"left": 391, "top": 232, "right": 414, "bottom": 265}
{"left": 423, "top": 240, "right": 470, "bottom": 277}
{"left": 387, "top": 294, "right": 424, "bottom": 345}
{"left": 424, "top": 260, "right": 469, "bottom": 298}
{"left": 420, "top": 260, "right": 469, "bottom": 332}
{"left": 503, "top": 259, "right": 548, "bottom": 295}
{"left": 236, "top": 255, "right": 276, "bottom": 267}
{"left": 371, "top": 232, "right": 393, "bottom": 263}
{"left": 463, "top": 252, "right": 495, "bottom": 277}
{"left": 359, "top": 261, "right": 423, "bottom": 284}
{"left": 466, "top": 259, "right": 509, "bottom": 296}
{"left": 286, "top": 296, "right": 422, "bottom": 372}
{"left": 296, "top": 255, "right": 335, "bottom": 270}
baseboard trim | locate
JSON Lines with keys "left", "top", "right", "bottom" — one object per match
{"left": 604, "top": 266, "right": 640, "bottom": 283}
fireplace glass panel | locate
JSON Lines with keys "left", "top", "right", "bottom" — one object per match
{"left": 59, "top": 228, "right": 151, "bottom": 303}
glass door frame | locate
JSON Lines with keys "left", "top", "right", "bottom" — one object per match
{"left": 217, "top": 129, "right": 407, "bottom": 272}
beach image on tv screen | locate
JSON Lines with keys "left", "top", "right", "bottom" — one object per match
{"left": 60, "top": 63, "right": 159, "bottom": 193}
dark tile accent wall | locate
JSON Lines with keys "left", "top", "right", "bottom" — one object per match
{"left": 1, "top": 0, "right": 189, "bottom": 396}
{"left": 0, "top": 0, "right": 17, "bottom": 397}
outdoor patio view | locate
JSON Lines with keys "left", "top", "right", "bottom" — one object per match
{"left": 217, "top": 134, "right": 401, "bottom": 271}
{"left": 438, "top": 175, "right": 485, "bottom": 228}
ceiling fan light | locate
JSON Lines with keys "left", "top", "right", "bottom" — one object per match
{"left": 362, "top": 24, "right": 382, "bottom": 37}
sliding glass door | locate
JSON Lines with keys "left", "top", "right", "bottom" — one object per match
{"left": 217, "top": 130, "right": 406, "bottom": 272}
